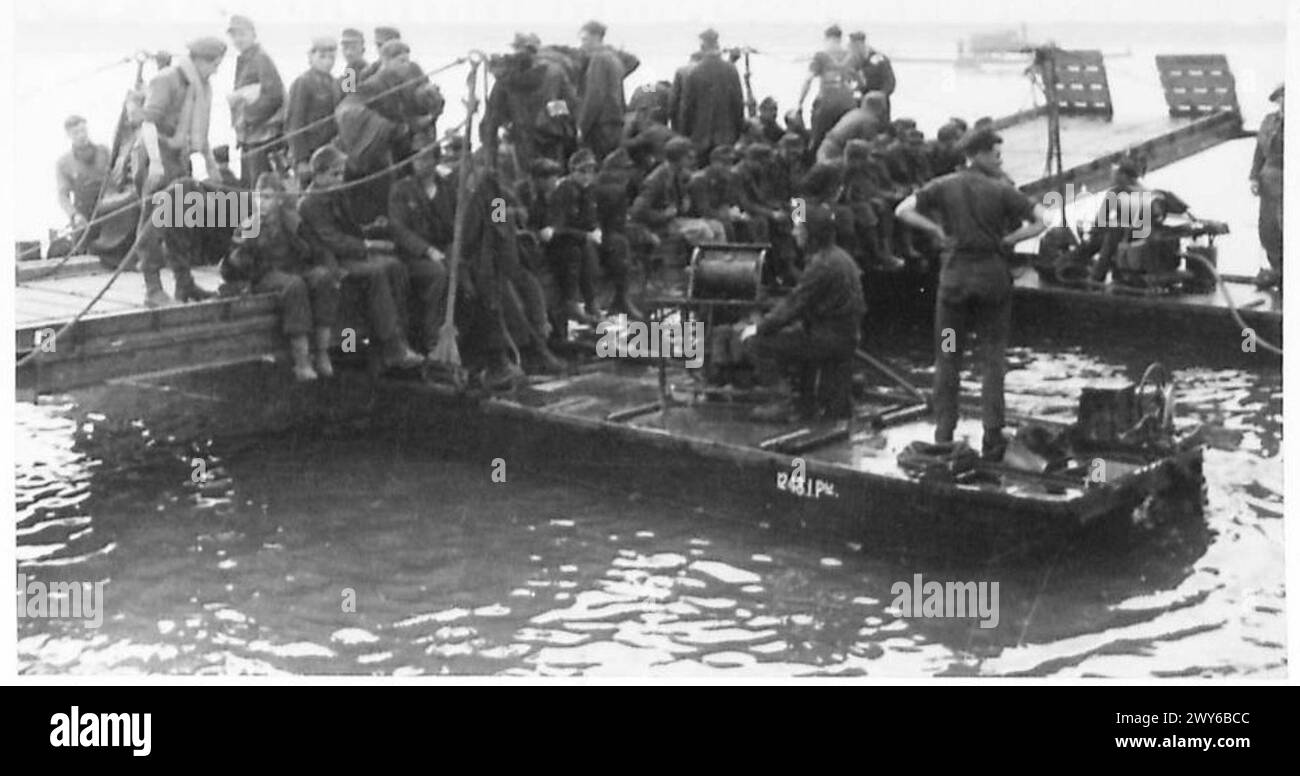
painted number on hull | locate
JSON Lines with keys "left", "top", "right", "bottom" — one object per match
{"left": 776, "top": 459, "right": 838, "bottom": 499}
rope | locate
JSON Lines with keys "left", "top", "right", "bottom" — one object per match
{"left": 18, "top": 117, "right": 472, "bottom": 291}
{"left": 1183, "top": 252, "right": 1283, "bottom": 355}
{"left": 22, "top": 55, "right": 473, "bottom": 263}
{"left": 18, "top": 53, "right": 483, "bottom": 371}
{"left": 17, "top": 120, "right": 473, "bottom": 360}
{"left": 17, "top": 55, "right": 135, "bottom": 99}
{"left": 240, "top": 56, "right": 469, "bottom": 158}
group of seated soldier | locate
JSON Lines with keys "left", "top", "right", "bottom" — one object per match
{"left": 191, "top": 19, "right": 1009, "bottom": 393}
{"left": 213, "top": 94, "right": 1002, "bottom": 391}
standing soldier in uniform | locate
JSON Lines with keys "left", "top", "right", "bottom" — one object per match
{"left": 339, "top": 29, "right": 368, "bottom": 91}
{"left": 481, "top": 33, "right": 579, "bottom": 173}
{"left": 676, "top": 28, "right": 746, "bottom": 160}
{"left": 132, "top": 36, "right": 227, "bottom": 306}
{"left": 227, "top": 15, "right": 286, "bottom": 187}
{"left": 285, "top": 37, "right": 344, "bottom": 185}
{"left": 1251, "top": 84, "right": 1284, "bottom": 290}
{"left": 796, "top": 25, "right": 861, "bottom": 155}
{"left": 895, "top": 129, "right": 1048, "bottom": 461}
{"left": 849, "top": 31, "right": 896, "bottom": 123}
{"left": 577, "top": 20, "right": 630, "bottom": 160}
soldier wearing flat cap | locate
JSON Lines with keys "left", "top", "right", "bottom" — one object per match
{"left": 797, "top": 23, "right": 861, "bottom": 154}
{"left": 285, "top": 37, "right": 343, "bottom": 181}
{"left": 1251, "top": 83, "right": 1284, "bottom": 288}
{"left": 227, "top": 15, "right": 286, "bottom": 187}
{"left": 359, "top": 27, "right": 402, "bottom": 81}
{"left": 127, "top": 35, "right": 227, "bottom": 307}
{"left": 339, "top": 29, "right": 367, "bottom": 90}
{"left": 676, "top": 27, "right": 746, "bottom": 160}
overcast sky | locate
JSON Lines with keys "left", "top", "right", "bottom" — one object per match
{"left": 14, "top": 0, "right": 1290, "bottom": 26}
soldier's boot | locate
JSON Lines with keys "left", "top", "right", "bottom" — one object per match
{"left": 608, "top": 280, "right": 644, "bottom": 320}
{"left": 289, "top": 334, "right": 319, "bottom": 382}
{"left": 313, "top": 327, "right": 335, "bottom": 378}
{"left": 174, "top": 266, "right": 215, "bottom": 302}
{"left": 382, "top": 336, "right": 425, "bottom": 370}
{"left": 144, "top": 268, "right": 173, "bottom": 308}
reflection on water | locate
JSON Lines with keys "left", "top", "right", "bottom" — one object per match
{"left": 14, "top": 337, "right": 1285, "bottom": 677}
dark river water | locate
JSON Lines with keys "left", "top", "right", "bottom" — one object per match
{"left": 15, "top": 332, "right": 1285, "bottom": 677}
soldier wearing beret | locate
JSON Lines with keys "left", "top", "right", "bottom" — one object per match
{"left": 131, "top": 35, "right": 227, "bottom": 307}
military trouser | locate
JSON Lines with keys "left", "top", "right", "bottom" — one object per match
{"left": 547, "top": 236, "right": 597, "bottom": 308}
{"left": 599, "top": 231, "right": 632, "bottom": 288}
{"left": 1258, "top": 166, "right": 1284, "bottom": 272}
{"left": 342, "top": 254, "right": 410, "bottom": 343}
{"left": 240, "top": 136, "right": 280, "bottom": 188}
{"left": 468, "top": 227, "right": 547, "bottom": 360}
{"left": 254, "top": 267, "right": 340, "bottom": 337}
{"left": 401, "top": 256, "right": 449, "bottom": 351}
{"left": 809, "top": 93, "right": 856, "bottom": 154}
{"left": 502, "top": 270, "right": 552, "bottom": 350}
{"left": 583, "top": 121, "right": 623, "bottom": 162}
{"left": 134, "top": 149, "right": 191, "bottom": 278}
{"left": 933, "top": 285, "right": 1012, "bottom": 451}
{"left": 748, "top": 322, "right": 858, "bottom": 416}
{"left": 846, "top": 202, "right": 885, "bottom": 269}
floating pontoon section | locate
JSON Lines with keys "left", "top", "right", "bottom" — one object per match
{"left": 1155, "top": 54, "right": 1240, "bottom": 117}
{"left": 1050, "top": 49, "right": 1114, "bottom": 119}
